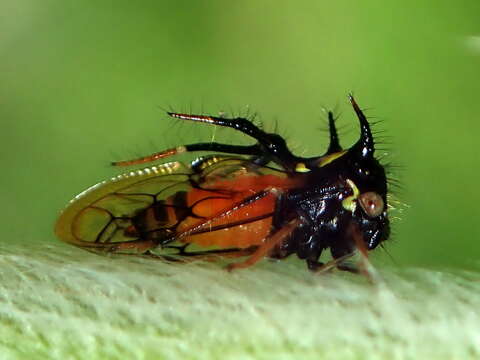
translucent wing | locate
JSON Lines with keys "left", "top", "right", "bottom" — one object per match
{"left": 55, "top": 157, "right": 293, "bottom": 256}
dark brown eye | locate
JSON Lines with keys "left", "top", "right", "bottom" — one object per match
{"left": 358, "top": 192, "right": 384, "bottom": 217}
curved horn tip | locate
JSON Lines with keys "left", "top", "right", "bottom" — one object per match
{"left": 348, "top": 94, "right": 361, "bottom": 112}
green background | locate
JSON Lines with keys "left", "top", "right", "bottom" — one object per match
{"left": 2, "top": 0, "right": 480, "bottom": 269}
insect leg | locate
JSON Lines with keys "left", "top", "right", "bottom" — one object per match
{"left": 267, "top": 189, "right": 306, "bottom": 259}
{"left": 226, "top": 217, "right": 302, "bottom": 271}
{"left": 348, "top": 222, "right": 379, "bottom": 281}
{"left": 329, "top": 222, "right": 378, "bottom": 281}
{"left": 168, "top": 112, "right": 300, "bottom": 170}
{"left": 314, "top": 253, "right": 356, "bottom": 273}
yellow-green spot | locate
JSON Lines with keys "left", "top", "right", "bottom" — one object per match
{"left": 318, "top": 151, "right": 347, "bottom": 167}
{"left": 295, "top": 162, "right": 310, "bottom": 173}
{"left": 342, "top": 179, "right": 360, "bottom": 212}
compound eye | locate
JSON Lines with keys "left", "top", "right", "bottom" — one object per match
{"left": 358, "top": 192, "right": 384, "bottom": 217}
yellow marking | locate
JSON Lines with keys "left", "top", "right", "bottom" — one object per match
{"left": 196, "top": 156, "right": 228, "bottom": 171}
{"left": 318, "top": 150, "right": 347, "bottom": 167}
{"left": 342, "top": 179, "right": 360, "bottom": 212}
{"left": 295, "top": 162, "right": 311, "bottom": 173}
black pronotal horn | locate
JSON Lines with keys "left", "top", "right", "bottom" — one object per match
{"left": 348, "top": 94, "right": 374, "bottom": 158}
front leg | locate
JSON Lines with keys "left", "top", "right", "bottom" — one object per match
{"left": 330, "top": 237, "right": 375, "bottom": 280}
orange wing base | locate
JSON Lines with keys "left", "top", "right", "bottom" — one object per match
{"left": 177, "top": 174, "right": 293, "bottom": 248}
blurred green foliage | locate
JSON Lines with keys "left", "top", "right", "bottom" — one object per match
{"left": 2, "top": 0, "right": 479, "bottom": 269}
